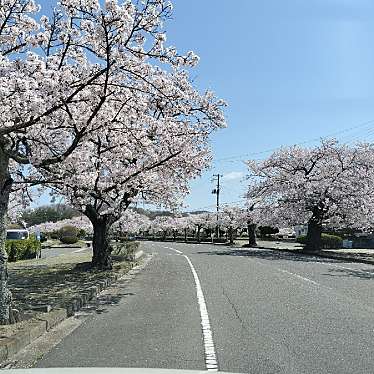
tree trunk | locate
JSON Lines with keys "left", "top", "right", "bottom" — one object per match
{"left": 91, "top": 217, "right": 114, "bottom": 269}
{"left": 184, "top": 228, "right": 187, "bottom": 243}
{"left": 197, "top": 226, "right": 201, "bottom": 243}
{"left": 173, "top": 230, "right": 176, "bottom": 241}
{"left": 85, "top": 206, "right": 117, "bottom": 270}
{"left": 305, "top": 215, "right": 323, "bottom": 252}
{"left": 228, "top": 227, "right": 234, "bottom": 244}
{"left": 0, "top": 147, "right": 12, "bottom": 325}
{"left": 247, "top": 223, "right": 257, "bottom": 246}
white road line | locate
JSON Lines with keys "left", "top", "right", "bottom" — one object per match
{"left": 183, "top": 255, "right": 218, "bottom": 372}
{"left": 279, "top": 269, "right": 320, "bottom": 286}
{"left": 172, "top": 248, "right": 183, "bottom": 254}
{"left": 163, "top": 246, "right": 183, "bottom": 254}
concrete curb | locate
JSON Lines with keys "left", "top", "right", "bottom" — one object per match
{"left": 65, "top": 273, "right": 119, "bottom": 317}
{"left": 0, "top": 309, "right": 66, "bottom": 363}
{"left": 125, "top": 248, "right": 144, "bottom": 262}
{"left": 256, "top": 245, "right": 374, "bottom": 265}
{"left": 0, "top": 263, "right": 137, "bottom": 364}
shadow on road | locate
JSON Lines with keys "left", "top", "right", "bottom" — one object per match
{"left": 197, "top": 248, "right": 374, "bottom": 281}
{"left": 196, "top": 248, "right": 342, "bottom": 264}
{"left": 323, "top": 267, "right": 374, "bottom": 280}
{"left": 75, "top": 277, "right": 136, "bottom": 316}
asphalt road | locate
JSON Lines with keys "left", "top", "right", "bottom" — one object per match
{"left": 36, "top": 241, "right": 374, "bottom": 374}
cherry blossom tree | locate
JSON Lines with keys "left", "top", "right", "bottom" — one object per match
{"left": 0, "top": 0, "right": 165, "bottom": 323}
{"left": 246, "top": 140, "right": 374, "bottom": 251}
{"left": 29, "top": 215, "right": 93, "bottom": 236}
{"left": 174, "top": 215, "right": 191, "bottom": 242}
{"left": 150, "top": 216, "right": 172, "bottom": 240}
{"left": 43, "top": 75, "right": 225, "bottom": 267}
{"left": 219, "top": 206, "right": 248, "bottom": 244}
{"left": 35, "top": 5, "right": 226, "bottom": 268}
{"left": 113, "top": 210, "right": 150, "bottom": 237}
{"left": 0, "top": 0, "right": 225, "bottom": 322}
{"left": 186, "top": 213, "right": 215, "bottom": 242}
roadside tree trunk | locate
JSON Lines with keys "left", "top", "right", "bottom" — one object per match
{"left": 91, "top": 217, "right": 114, "bottom": 269}
{"left": 0, "top": 147, "right": 13, "bottom": 324}
{"left": 197, "top": 226, "right": 201, "bottom": 243}
{"left": 184, "top": 228, "right": 187, "bottom": 243}
{"left": 85, "top": 207, "right": 117, "bottom": 270}
{"left": 247, "top": 223, "right": 257, "bottom": 246}
{"left": 228, "top": 227, "right": 234, "bottom": 244}
{"left": 305, "top": 208, "right": 323, "bottom": 252}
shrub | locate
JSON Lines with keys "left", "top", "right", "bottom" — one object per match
{"left": 296, "top": 235, "right": 307, "bottom": 244}
{"left": 5, "top": 237, "right": 41, "bottom": 262}
{"left": 59, "top": 225, "right": 78, "bottom": 237}
{"left": 297, "top": 234, "right": 343, "bottom": 249}
{"left": 50, "top": 230, "right": 59, "bottom": 240}
{"left": 113, "top": 241, "right": 139, "bottom": 258}
{"left": 59, "top": 225, "right": 78, "bottom": 244}
{"left": 77, "top": 228, "right": 86, "bottom": 239}
{"left": 40, "top": 233, "right": 48, "bottom": 242}
{"left": 60, "top": 236, "right": 79, "bottom": 244}
{"left": 258, "top": 226, "right": 279, "bottom": 238}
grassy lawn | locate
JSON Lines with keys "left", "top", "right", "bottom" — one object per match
{"left": 8, "top": 252, "right": 133, "bottom": 317}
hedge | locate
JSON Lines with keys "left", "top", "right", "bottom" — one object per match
{"left": 297, "top": 234, "right": 343, "bottom": 249}
{"left": 5, "top": 236, "right": 41, "bottom": 262}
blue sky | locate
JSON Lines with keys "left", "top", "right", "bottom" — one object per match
{"left": 36, "top": 0, "right": 374, "bottom": 211}
{"left": 165, "top": 0, "right": 374, "bottom": 212}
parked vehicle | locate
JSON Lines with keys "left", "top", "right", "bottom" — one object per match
{"left": 6, "top": 229, "right": 29, "bottom": 240}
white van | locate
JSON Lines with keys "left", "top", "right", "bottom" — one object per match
{"left": 6, "top": 229, "right": 29, "bottom": 240}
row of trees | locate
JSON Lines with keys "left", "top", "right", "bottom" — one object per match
{"left": 29, "top": 207, "right": 260, "bottom": 245}
{"left": 123, "top": 139, "right": 374, "bottom": 253}
{"left": 111, "top": 207, "right": 258, "bottom": 245}
{"left": 21, "top": 204, "right": 79, "bottom": 226}
{"left": 110, "top": 139, "right": 374, "bottom": 254}
{"left": 0, "top": 0, "right": 226, "bottom": 323}
{"left": 120, "top": 138, "right": 374, "bottom": 252}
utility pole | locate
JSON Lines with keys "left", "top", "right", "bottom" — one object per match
{"left": 212, "top": 174, "right": 222, "bottom": 239}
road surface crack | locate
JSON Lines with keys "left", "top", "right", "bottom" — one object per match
{"left": 221, "top": 286, "right": 250, "bottom": 335}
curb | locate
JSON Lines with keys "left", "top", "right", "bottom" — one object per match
{"left": 0, "top": 309, "right": 66, "bottom": 363}
{"left": 65, "top": 273, "right": 119, "bottom": 317}
{"left": 125, "top": 248, "right": 144, "bottom": 262}
{"left": 0, "top": 263, "right": 137, "bottom": 364}
{"left": 256, "top": 246, "right": 374, "bottom": 266}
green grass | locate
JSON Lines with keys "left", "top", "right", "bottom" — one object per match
{"left": 8, "top": 252, "right": 134, "bottom": 315}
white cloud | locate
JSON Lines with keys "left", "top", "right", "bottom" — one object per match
{"left": 222, "top": 171, "right": 245, "bottom": 181}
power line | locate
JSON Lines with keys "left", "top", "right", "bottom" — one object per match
{"left": 212, "top": 118, "right": 374, "bottom": 164}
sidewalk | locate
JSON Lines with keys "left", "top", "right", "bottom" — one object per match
{"left": 236, "top": 239, "right": 374, "bottom": 265}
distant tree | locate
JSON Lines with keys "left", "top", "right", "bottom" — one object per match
{"left": 21, "top": 205, "right": 79, "bottom": 226}
{"left": 219, "top": 206, "right": 248, "bottom": 244}
{"left": 247, "top": 140, "right": 374, "bottom": 251}
{"left": 29, "top": 215, "right": 93, "bottom": 236}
